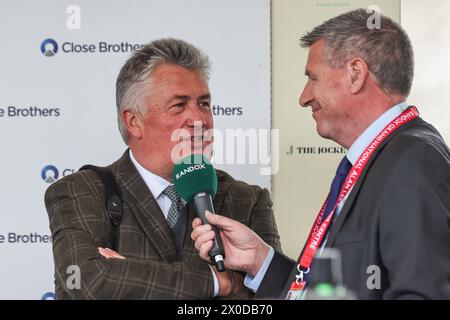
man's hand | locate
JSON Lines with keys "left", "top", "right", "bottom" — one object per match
{"left": 98, "top": 247, "right": 126, "bottom": 259}
{"left": 191, "top": 211, "right": 270, "bottom": 277}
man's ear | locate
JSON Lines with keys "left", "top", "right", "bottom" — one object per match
{"left": 347, "top": 58, "right": 369, "bottom": 94}
{"left": 122, "top": 109, "right": 143, "bottom": 140}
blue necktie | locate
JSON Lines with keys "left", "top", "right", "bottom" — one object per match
{"left": 303, "top": 156, "right": 352, "bottom": 290}
{"left": 323, "top": 156, "right": 352, "bottom": 222}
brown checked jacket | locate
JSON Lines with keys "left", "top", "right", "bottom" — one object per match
{"left": 45, "top": 150, "right": 281, "bottom": 299}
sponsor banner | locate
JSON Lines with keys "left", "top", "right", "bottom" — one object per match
{"left": 0, "top": 106, "right": 61, "bottom": 118}
{"left": 0, "top": 232, "right": 52, "bottom": 244}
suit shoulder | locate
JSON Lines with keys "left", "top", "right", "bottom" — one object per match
{"left": 44, "top": 169, "right": 105, "bottom": 206}
{"left": 216, "top": 169, "right": 266, "bottom": 193}
{"left": 375, "top": 120, "right": 450, "bottom": 195}
{"left": 396, "top": 120, "right": 449, "bottom": 151}
{"left": 386, "top": 120, "right": 450, "bottom": 162}
{"left": 216, "top": 169, "right": 271, "bottom": 205}
{"left": 44, "top": 153, "right": 127, "bottom": 206}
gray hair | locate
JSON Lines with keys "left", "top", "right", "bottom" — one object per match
{"left": 300, "top": 9, "right": 414, "bottom": 97}
{"left": 116, "top": 38, "right": 211, "bottom": 144}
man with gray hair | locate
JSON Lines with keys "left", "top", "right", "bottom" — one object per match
{"left": 45, "top": 38, "right": 281, "bottom": 299}
{"left": 192, "top": 9, "right": 450, "bottom": 299}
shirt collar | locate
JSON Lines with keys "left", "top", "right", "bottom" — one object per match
{"left": 129, "top": 149, "right": 171, "bottom": 200}
{"left": 346, "top": 102, "right": 409, "bottom": 165}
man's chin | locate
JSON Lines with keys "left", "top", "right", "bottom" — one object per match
{"left": 316, "top": 124, "right": 332, "bottom": 140}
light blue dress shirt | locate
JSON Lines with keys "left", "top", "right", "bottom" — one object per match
{"left": 244, "top": 102, "right": 410, "bottom": 293}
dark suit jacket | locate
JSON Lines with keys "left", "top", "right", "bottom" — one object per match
{"left": 257, "top": 117, "right": 450, "bottom": 300}
{"left": 45, "top": 150, "right": 281, "bottom": 299}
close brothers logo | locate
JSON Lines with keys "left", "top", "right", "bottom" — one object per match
{"left": 41, "top": 165, "right": 75, "bottom": 184}
{"left": 41, "top": 165, "right": 59, "bottom": 183}
{"left": 40, "top": 38, "right": 144, "bottom": 56}
{"left": 41, "top": 38, "right": 58, "bottom": 57}
{"left": 41, "top": 292, "right": 56, "bottom": 300}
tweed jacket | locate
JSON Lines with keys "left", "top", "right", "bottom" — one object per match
{"left": 45, "top": 150, "right": 281, "bottom": 299}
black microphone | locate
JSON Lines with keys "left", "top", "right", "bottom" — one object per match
{"left": 173, "top": 154, "right": 225, "bottom": 272}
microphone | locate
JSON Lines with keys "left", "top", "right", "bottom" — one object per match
{"left": 173, "top": 154, "right": 226, "bottom": 272}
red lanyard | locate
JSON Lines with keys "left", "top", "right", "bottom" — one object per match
{"left": 288, "top": 106, "right": 419, "bottom": 293}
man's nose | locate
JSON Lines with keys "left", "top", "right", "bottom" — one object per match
{"left": 186, "top": 104, "right": 207, "bottom": 127}
{"left": 299, "top": 83, "right": 313, "bottom": 108}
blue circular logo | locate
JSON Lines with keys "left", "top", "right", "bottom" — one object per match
{"left": 40, "top": 38, "right": 58, "bottom": 57}
{"left": 41, "top": 165, "right": 59, "bottom": 183}
{"left": 41, "top": 292, "right": 56, "bottom": 300}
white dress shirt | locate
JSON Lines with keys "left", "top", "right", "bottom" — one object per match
{"left": 129, "top": 150, "right": 177, "bottom": 219}
{"left": 129, "top": 150, "right": 219, "bottom": 296}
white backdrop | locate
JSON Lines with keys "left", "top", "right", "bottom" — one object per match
{"left": 0, "top": 0, "right": 270, "bottom": 299}
{"left": 402, "top": 0, "right": 450, "bottom": 144}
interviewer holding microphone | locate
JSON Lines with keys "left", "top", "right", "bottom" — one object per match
{"left": 192, "top": 9, "right": 450, "bottom": 300}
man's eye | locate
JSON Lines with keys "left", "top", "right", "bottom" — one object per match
{"left": 172, "top": 103, "right": 186, "bottom": 109}
{"left": 199, "top": 101, "right": 211, "bottom": 108}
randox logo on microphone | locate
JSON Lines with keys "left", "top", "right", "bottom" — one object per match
{"left": 175, "top": 164, "right": 206, "bottom": 180}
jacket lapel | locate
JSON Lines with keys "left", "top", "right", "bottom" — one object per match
{"left": 326, "top": 117, "right": 423, "bottom": 247}
{"left": 325, "top": 168, "right": 367, "bottom": 247}
{"left": 112, "top": 150, "right": 178, "bottom": 262}
{"left": 112, "top": 152, "right": 231, "bottom": 261}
